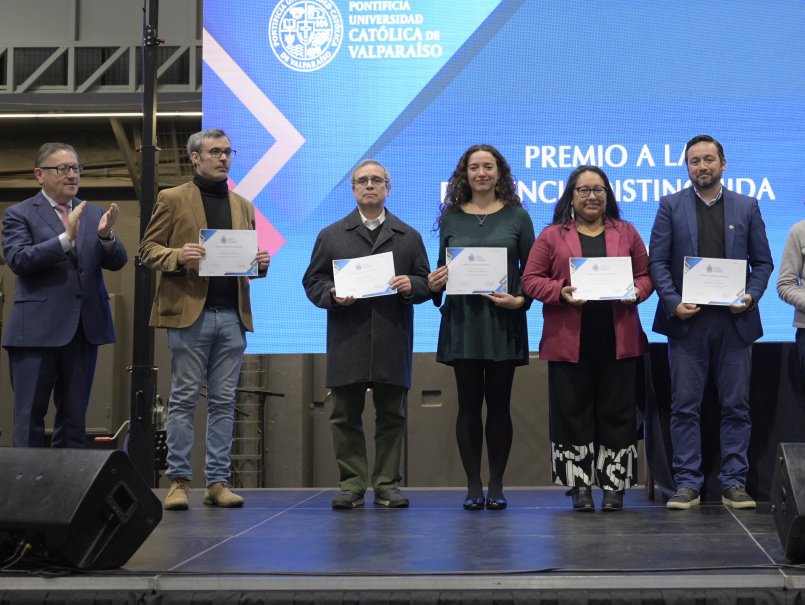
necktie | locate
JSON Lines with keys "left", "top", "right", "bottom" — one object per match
{"left": 54, "top": 204, "right": 74, "bottom": 246}
{"left": 54, "top": 204, "right": 70, "bottom": 229}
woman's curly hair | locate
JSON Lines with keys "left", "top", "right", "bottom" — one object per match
{"left": 436, "top": 144, "right": 521, "bottom": 226}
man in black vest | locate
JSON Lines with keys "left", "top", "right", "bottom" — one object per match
{"left": 649, "top": 135, "right": 773, "bottom": 510}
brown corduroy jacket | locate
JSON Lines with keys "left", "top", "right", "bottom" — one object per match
{"left": 140, "top": 180, "right": 265, "bottom": 331}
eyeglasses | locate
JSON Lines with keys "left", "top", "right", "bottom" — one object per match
{"left": 575, "top": 186, "right": 607, "bottom": 198}
{"left": 353, "top": 176, "right": 388, "bottom": 187}
{"left": 39, "top": 165, "right": 83, "bottom": 175}
{"left": 203, "top": 148, "right": 237, "bottom": 159}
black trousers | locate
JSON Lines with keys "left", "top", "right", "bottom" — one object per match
{"left": 548, "top": 356, "right": 639, "bottom": 489}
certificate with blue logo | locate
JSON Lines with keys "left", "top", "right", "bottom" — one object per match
{"left": 333, "top": 251, "right": 396, "bottom": 298}
{"left": 199, "top": 229, "right": 258, "bottom": 276}
{"left": 569, "top": 257, "right": 635, "bottom": 301}
{"left": 682, "top": 257, "right": 747, "bottom": 306}
{"left": 445, "top": 247, "right": 507, "bottom": 295}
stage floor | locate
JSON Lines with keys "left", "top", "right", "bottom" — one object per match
{"left": 3, "top": 487, "right": 805, "bottom": 603}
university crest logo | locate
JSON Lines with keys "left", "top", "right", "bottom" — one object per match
{"left": 269, "top": 0, "right": 344, "bottom": 72}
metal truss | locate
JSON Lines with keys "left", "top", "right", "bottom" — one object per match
{"left": 0, "top": 42, "right": 201, "bottom": 95}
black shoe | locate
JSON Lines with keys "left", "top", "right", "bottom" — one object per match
{"left": 463, "top": 497, "right": 485, "bottom": 511}
{"left": 601, "top": 490, "right": 624, "bottom": 512}
{"left": 666, "top": 487, "right": 700, "bottom": 510}
{"left": 569, "top": 486, "right": 594, "bottom": 512}
{"left": 485, "top": 497, "right": 507, "bottom": 510}
{"left": 332, "top": 490, "right": 364, "bottom": 509}
{"left": 374, "top": 488, "right": 410, "bottom": 508}
{"left": 722, "top": 484, "right": 756, "bottom": 509}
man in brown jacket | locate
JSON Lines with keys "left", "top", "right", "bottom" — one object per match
{"left": 140, "top": 129, "right": 269, "bottom": 510}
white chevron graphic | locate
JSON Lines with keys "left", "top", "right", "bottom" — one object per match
{"left": 203, "top": 28, "right": 305, "bottom": 201}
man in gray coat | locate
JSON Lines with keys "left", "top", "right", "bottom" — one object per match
{"left": 303, "top": 160, "right": 432, "bottom": 509}
{"left": 777, "top": 219, "right": 805, "bottom": 375}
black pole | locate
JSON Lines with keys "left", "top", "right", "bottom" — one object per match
{"left": 127, "top": 0, "right": 160, "bottom": 484}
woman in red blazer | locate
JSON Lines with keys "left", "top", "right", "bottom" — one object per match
{"left": 522, "top": 165, "right": 652, "bottom": 512}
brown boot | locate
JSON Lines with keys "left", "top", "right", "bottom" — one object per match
{"left": 203, "top": 482, "right": 244, "bottom": 508}
{"left": 163, "top": 478, "right": 190, "bottom": 511}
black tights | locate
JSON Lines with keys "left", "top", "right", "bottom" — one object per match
{"left": 453, "top": 360, "right": 516, "bottom": 499}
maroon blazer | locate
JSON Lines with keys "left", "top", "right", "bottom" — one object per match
{"left": 522, "top": 218, "right": 653, "bottom": 362}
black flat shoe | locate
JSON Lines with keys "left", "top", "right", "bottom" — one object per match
{"left": 463, "top": 497, "right": 485, "bottom": 511}
{"left": 601, "top": 490, "right": 624, "bottom": 511}
{"left": 569, "top": 486, "right": 594, "bottom": 512}
{"left": 485, "top": 497, "right": 507, "bottom": 510}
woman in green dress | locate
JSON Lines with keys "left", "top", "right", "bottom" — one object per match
{"left": 428, "top": 144, "right": 535, "bottom": 510}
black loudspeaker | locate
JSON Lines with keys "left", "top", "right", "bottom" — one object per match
{"left": 772, "top": 442, "right": 805, "bottom": 562}
{"left": 0, "top": 448, "right": 162, "bottom": 569}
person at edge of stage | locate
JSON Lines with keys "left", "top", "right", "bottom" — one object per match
{"left": 2, "top": 142, "right": 127, "bottom": 448}
{"left": 777, "top": 218, "right": 805, "bottom": 377}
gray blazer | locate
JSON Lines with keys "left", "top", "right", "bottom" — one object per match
{"left": 778, "top": 219, "right": 805, "bottom": 329}
{"left": 302, "top": 208, "right": 431, "bottom": 388}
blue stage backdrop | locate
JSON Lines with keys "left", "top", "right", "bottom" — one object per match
{"left": 202, "top": 0, "right": 805, "bottom": 354}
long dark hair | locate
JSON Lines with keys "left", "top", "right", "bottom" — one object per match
{"left": 437, "top": 144, "right": 521, "bottom": 225}
{"left": 552, "top": 165, "right": 620, "bottom": 225}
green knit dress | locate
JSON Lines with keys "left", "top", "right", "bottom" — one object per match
{"left": 434, "top": 204, "right": 535, "bottom": 366}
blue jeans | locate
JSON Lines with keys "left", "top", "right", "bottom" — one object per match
{"left": 166, "top": 309, "right": 246, "bottom": 486}
{"left": 668, "top": 309, "right": 752, "bottom": 491}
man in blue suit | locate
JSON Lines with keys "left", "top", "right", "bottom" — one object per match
{"left": 2, "top": 142, "right": 128, "bottom": 448}
{"left": 649, "top": 135, "right": 773, "bottom": 510}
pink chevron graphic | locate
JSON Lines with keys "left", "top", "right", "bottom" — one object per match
{"left": 254, "top": 209, "right": 285, "bottom": 256}
{"left": 227, "top": 177, "right": 285, "bottom": 255}
{"left": 205, "top": 28, "right": 305, "bottom": 258}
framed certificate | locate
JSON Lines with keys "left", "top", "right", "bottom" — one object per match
{"left": 333, "top": 251, "right": 396, "bottom": 298}
{"left": 199, "top": 229, "right": 258, "bottom": 276}
{"left": 446, "top": 247, "right": 507, "bottom": 295}
{"left": 681, "top": 256, "right": 747, "bottom": 305}
{"left": 569, "top": 257, "right": 636, "bottom": 300}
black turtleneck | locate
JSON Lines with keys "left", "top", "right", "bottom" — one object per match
{"left": 193, "top": 173, "right": 238, "bottom": 310}
{"left": 195, "top": 173, "right": 232, "bottom": 229}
